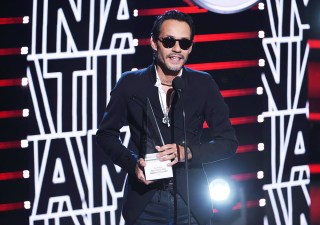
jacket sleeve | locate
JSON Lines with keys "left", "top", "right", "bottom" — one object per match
{"left": 188, "top": 76, "right": 238, "bottom": 166}
{"left": 96, "top": 76, "right": 138, "bottom": 176}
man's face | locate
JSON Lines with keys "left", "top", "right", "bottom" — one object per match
{"left": 151, "top": 19, "right": 193, "bottom": 75}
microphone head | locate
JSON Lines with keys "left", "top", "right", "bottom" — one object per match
{"left": 172, "top": 76, "right": 185, "bottom": 91}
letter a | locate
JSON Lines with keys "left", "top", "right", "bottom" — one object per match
{"left": 52, "top": 158, "right": 66, "bottom": 184}
{"left": 117, "top": 0, "right": 129, "bottom": 20}
{"left": 294, "top": 131, "right": 306, "bottom": 155}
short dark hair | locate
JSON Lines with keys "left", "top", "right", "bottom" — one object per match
{"left": 151, "top": 10, "right": 195, "bottom": 41}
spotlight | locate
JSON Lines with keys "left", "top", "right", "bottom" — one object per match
{"left": 257, "top": 171, "right": 264, "bottom": 179}
{"left": 21, "top": 47, "right": 28, "bottom": 55}
{"left": 22, "top": 109, "right": 29, "bottom": 117}
{"left": 258, "top": 59, "right": 265, "bottom": 67}
{"left": 133, "top": 39, "right": 138, "bottom": 47}
{"left": 256, "top": 87, "right": 264, "bottom": 95}
{"left": 21, "top": 77, "right": 28, "bottom": 86}
{"left": 257, "top": 115, "right": 264, "bottom": 123}
{"left": 258, "top": 143, "right": 265, "bottom": 151}
{"left": 258, "top": 30, "right": 265, "bottom": 38}
{"left": 23, "top": 16, "right": 30, "bottom": 24}
{"left": 259, "top": 198, "right": 266, "bottom": 207}
{"left": 209, "top": 178, "right": 231, "bottom": 202}
{"left": 258, "top": 3, "right": 265, "bottom": 10}
{"left": 24, "top": 201, "right": 31, "bottom": 209}
{"left": 21, "top": 139, "right": 29, "bottom": 148}
{"left": 133, "top": 9, "right": 138, "bottom": 17}
{"left": 23, "top": 170, "right": 30, "bottom": 179}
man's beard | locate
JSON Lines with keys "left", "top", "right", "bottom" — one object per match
{"left": 157, "top": 55, "right": 187, "bottom": 76}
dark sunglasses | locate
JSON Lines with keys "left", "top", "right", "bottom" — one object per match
{"left": 157, "top": 36, "right": 193, "bottom": 50}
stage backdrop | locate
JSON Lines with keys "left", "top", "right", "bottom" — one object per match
{"left": 26, "top": 0, "right": 310, "bottom": 225}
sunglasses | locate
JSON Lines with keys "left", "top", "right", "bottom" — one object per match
{"left": 157, "top": 36, "right": 193, "bottom": 50}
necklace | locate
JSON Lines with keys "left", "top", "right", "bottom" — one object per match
{"left": 159, "top": 88, "right": 174, "bottom": 127}
{"left": 161, "top": 83, "right": 172, "bottom": 87}
{"left": 160, "top": 76, "right": 174, "bottom": 86}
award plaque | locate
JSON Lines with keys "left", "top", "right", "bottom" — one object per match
{"left": 144, "top": 153, "right": 173, "bottom": 181}
{"left": 144, "top": 98, "right": 173, "bottom": 181}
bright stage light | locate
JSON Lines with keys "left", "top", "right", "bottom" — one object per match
{"left": 257, "top": 115, "right": 264, "bottom": 123}
{"left": 258, "top": 59, "right": 265, "bottom": 67}
{"left": 258, "top": 2, "right": 265, "bottom": 10}
{"left": 133, "top": 9, "right": 138, "bottom": 17}
{"left": 21, "top": 139, "right": 29, "bottom": 148}
{"left": 256, "top": 86, "right": 264, "bottom": 95}
{"left": 209, "top": 178, "right": 231, "bottom": 202}
{"left": 23, "top": 109, "right": 29, "bottom": 117}
{"left": 259, "top": 198, "right": 266, "bottom": 207}
{"left": 23, "top": 16, "right": 30, "bottom": 24}
{"left": 21, "top": 47, "right": 28, "bottom": 55}
{"left": 24, "top": 201, "right": 31, "bottom": 209}
{"left": 23, "top": 170, "right": 30, "bottom": 179}
{"left": 257, "top": 171, "right": 264, "bottom": 179}
{"left": 133, "top": 39, "right": 138, "bottom": 47}
{"left": 258, "top": 30, "right": 265, "bottom": 38}
{"left": 258, "top": 143, "right": 264, "bottom": 151}
{"left": 21, "top": 77, "right": 28, "bottom": 86}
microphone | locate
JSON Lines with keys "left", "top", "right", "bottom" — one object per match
{"left": 172, "top": 76, "right": 185, "bottom": 92}
{"left": 172, "top": 76, "right": 191, "bottom": 225}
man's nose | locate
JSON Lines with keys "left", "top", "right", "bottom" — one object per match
{"left": 171, "top": 40, "right": 182, "bottom": 52}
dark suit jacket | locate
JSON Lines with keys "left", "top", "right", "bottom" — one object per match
{"left": 96, "top": 64, "right": 238, "bottom": 225}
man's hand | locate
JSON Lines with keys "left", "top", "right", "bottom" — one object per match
{"left": 156, "top": 144, "right": 192, "bottom": 166}
{"left": 135, "top": 158, "right": 154, "bottom": 185}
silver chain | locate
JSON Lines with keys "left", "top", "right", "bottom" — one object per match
{"left": 159, "top": 88, "right": 172, "bottom": 127}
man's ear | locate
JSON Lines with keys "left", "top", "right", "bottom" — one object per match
{"left": 150, "top": 36, "right": 157, "bottom": 51}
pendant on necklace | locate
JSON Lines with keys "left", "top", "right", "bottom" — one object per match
{"left": 162, "top": 114, "right": 170, "bottom": 127}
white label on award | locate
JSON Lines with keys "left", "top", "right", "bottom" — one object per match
{"left": 144, "top": 153, "right": 173, "bottom": 181}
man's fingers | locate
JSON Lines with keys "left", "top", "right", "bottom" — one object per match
{"left": 137, "top": 158, "right": 146, "bottom": 167}
{"left": 137, "top": 172, "right": 154, "bottom": 185}
{"left": 167, "top": 156, "right": 179, "bottom": 166}
{"left": 135, "top": 158, "right": 154, "bottom": 185}
{"left": 156, "top": 144, "right": 177, "bottom": 156}
{"left": 176, "top": 144, "right": 181, "bottom": 162}
{"left": 156, "top": 144, "right": 175, "bottom": 152}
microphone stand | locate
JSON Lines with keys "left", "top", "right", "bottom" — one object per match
{"left": 178, "top": 90, "right": 191, "bottom": 225}
{"left": 173, "top": 76, "right": 190, "bottom": 225}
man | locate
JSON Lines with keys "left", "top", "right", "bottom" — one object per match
{"left": 96, "top": 10, "right": 238, "bottom": 225}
